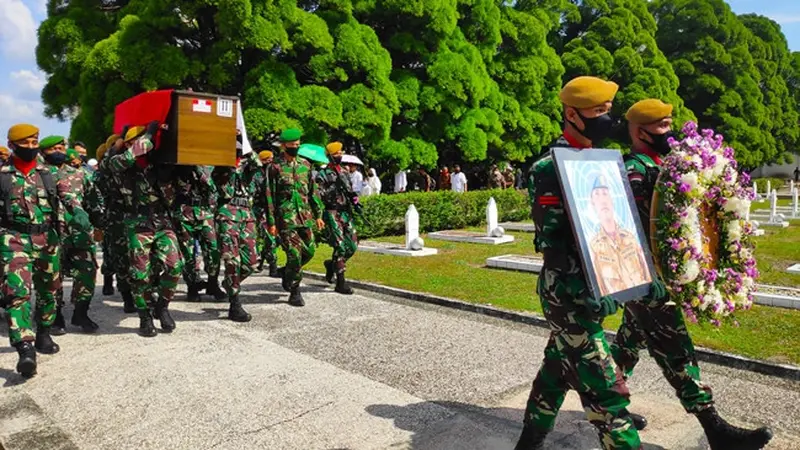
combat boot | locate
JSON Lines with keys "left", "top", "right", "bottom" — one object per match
{"left": 205, "top": 276, "right": 227, "bottom": 301}
{"left": 335, "top": 272, "right": 354, "bottom": 295}
{"left": 257, "top": 259, "right": 265, "bottom": 273}
{"left": 14, "top": 341, "right": 36, "bottom": 378}
{"left": 323, "top": 260, "right": 335, "bottom": 284}
{"left": 102, "top": 274, "right": 114, "bottom": 296}
{"left": 281, "top": 270, "right": 292, "bottom": 292}
{"left": 268, "top": 263, "right": 279, "bottom": 278}
{"left": 228, "top": 295, "right": 252, "bottom": 322}
{"left": 186, "top": 282, "right": 203, "bottom": 302}
{"left": 51, "top": 306, "right": 66, "bottom": 336}
{"left": 697, "top": 408, "right": 773, "bottom": 450}
{"left": 121, "top": 288, "right": 136, "bottom": 313}
{"left": 288, "top": 286, "right": 305, "bottom": 307}
{"left": 34, "top": 327, "right": 60, "bottom": 354}
{"left": 70, "top": 302, "right": 99, "bottom": 333}
{"left": 631, "top": 413, "right": 648, "bottom": 431}
{"left": 514, "top": 424, "right": 547, "bottom": 450}
{"left": 154, "top": 300, "right": 176, "bottom": 333}
{"left": 138, "top": 309, "right": 157, "bottom": 337}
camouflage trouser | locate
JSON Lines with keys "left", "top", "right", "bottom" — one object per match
{"left": 611, "top": 299, "right": 714, "bottom": 414}
{"left": 323, "top": 210, "right": 358, "bottom": 273}
{"left": 101, "top": 232, "right": 113, "bottom": 276}
{"left": 217, "top": 206, "right": 257, "bottom": 297}
{"left": 55, "top": 245, "right": 97, "bottom": 305}
{"left": 106, "top": 220, "right": 131, "bottom": 291}
{"left": 177, "top": 205, "right": 220, "bottom": 285}
{"left": 524, "top": 270, "right": 640, "bottom": 450}
{"left": 128, "top": 224, "right": 183, "bottom": 311}
{"left": 1, "top": 231, "right": 61, "bottom": 345}
{"left": 280, "top": 227, "right": 316, "bottom": 289}
{"left": 254, "top": 208, "right": 278, "bottom": 267}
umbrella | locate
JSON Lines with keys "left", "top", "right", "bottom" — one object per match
{"left": 298, "top": 143, "right": 329, "bottom": 164}
{"left": 342, "top": 154, "right": 364, "bottom": 166}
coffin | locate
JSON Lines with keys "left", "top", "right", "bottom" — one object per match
{"left": 113, "top": 90, "right": 238, "bottom": 166}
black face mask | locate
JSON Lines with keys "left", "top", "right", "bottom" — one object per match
{"left": 285, "top": 146, "right": 299, "bottom": 157}
{"left": 45, "top": 152, "right": 67, "bottom": 166}
{"left": 330, "top": 156, "right": 342, "bottom": 165}
{"left": 236, "top": 148, "right": 243, "bottom": 158}
{"left": 570, "top": 111, "right": 616, "bottom": 143}
{"left": 12, "top": 145, "right": 40, "bottom": 162}
{"left": 80, "top": 155, "right": 87, "bottom": 163}
{"left": 643, "top": 130, "right": 677, "bottom": 155}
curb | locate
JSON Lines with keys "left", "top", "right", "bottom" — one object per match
{"left": 304, "top": 271, "right": 800, "bottom": 381}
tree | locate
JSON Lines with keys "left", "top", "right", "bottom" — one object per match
{"left": 553, "top": 0, "right": 695, "bottom": 131}
{"left": 650, "top": 0, "right": 775, "bottom": 169}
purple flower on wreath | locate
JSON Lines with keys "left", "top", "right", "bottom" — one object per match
{"left": 702, "top": 129, "right": 715, "bottom": 140}
{"left": 705, "top": 269, "right": 718, "bottom": 283}
{"left": 679, "top": 183, "right": 691, "bottom": 193}
{"left": 723, "top": 146, "right": 735, "bottom": 159}
{"left": 740, "top": 171, "right": 751, "bottom": 185}
{"left": 682, "top": 121, "right": 698, "bottom": 136}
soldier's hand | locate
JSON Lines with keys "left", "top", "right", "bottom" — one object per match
{"left": 649, "top": 278, "right": 668, "bottom": 302}
{"left": 145, "top": 120, "right": 160, "bottom": 137}
{"left": 316, "top": 218, "right": 325, "bottom": 230}
{"left": 589, "top": 295, "right": 618, "bottom": 318}
{"left": 93, "top": 229, "right": 104, "bottom": 242}
{"left": 268, "top": 226, "right": 277, "bottom": 237}
{"left": 69, "top": 209, "right": 92, "bottom": 232}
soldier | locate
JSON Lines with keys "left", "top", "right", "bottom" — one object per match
{"left": 254, "top": 149, "right": 279, "bottom": 277}
{"left": 265, "top": 129, "right": 324, "bottom": 307}
{"left": 0, "top": 146, "right": 9, "bottom": 165}
{"left": 210, "top": 139, "right": 257, "bottom": 322}
{"left": 96, "top": 134, "right": 136, "bottom": 313}
{"left": 1, "top": 124, "right": 91, "bottom": 377}
{"left": 42, "top": 138, "right": 104, "bottom": 334}
{"left": 516, "top": 76, "right": 651, "bottom": 450}
{"left": 488, "top": 164, "right": 505, "bottom": 189}
{"left": 173, "top": 164, "right": 225, "bottom": 302}
{"left": 108, "top": 123, "right": 183, "bottom": 337}
{"left": 587, "top": 174, "right": 650, "bottom": 296}
{"left": 317, "top": 142, "right": 360, "bottom": 295}
{"left": 611, "top": 99, "right": 773, "bottom": 450}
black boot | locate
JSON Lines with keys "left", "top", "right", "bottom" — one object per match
{"left": 281, "top": 270, "right": 293, "bottom": 292}
{"left": 228, "top": 295, "right": 252, "bottom": 322}
{"left": 121, "top": 288, "right": 136, "bottom": 313}
{"left": 630, "top": 412, "right": 648, "bottom": 431}
{"left": 137, "top": 309, "right": 157, "bottom": 337}
{"left": 186, "top": 282, "right": 203, "bottom": 302}
{"left": 335, "top": 272, "right": 354, "bottom": 295}
{"left": 14, "top": 341, "right": 36, "bottom": 378}
{"left": 51, "top": 306, "right": 66, "bottom": 336}
{"left": 34, "top": 327, "right": 60, "bottom": 354}
{"left": 102, "top": 274, "right": 114, "bottom": 296}
{"left": 206, "top": 276, "right": 227, "bottom": 301}
{"left": 70, "top": 302, "right": 99, "bottom": 333}
{"left": 268, "top": 263, "right": 279, "bottom": 278}
{"left": 514, "top": 424, "right": 547, "bottom": 450}
{"left": 257, "top": 259, "right": 265, "bottom": 273}
{"left": 324, "top": 260, "right": 335, "bottom": 284}
{"left": 154, "top": 300, "right": 176, "bottom": 333}
{"left": 697, "top": 408, "right": 773, "bottom": 450}
{"left": 288, "top": 286, "right": 305, "bottom": 307}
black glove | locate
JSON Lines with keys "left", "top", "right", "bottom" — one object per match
{"left": 586, "top": 295, "right": 618, "bottom": 318}
{"left": 120, "top": 125, "right": 130, "bottom": 140}
{"left": 145, "top": 120, "right": 160, "bottom": 137}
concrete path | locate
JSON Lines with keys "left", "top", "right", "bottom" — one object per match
{"left": 1, "top": 273, "right": 799, "bottom": 450}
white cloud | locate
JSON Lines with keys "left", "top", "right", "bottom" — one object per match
{"left": 0, "top": 93, "right": 43, "bottom": 120}
{"left": 768, "top": 14, "right": 800, "bottom": 25}
{"left": 10, "top": 69, "right": 46, "bottom": 97}
{"left": 0, "top": 0, "right": 37, "bottom": 61}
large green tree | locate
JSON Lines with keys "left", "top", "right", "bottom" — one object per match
{"left": 552, "top": 0, "right": 694, "bottom": 129}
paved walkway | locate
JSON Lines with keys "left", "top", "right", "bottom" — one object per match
{"left": 1, "top": 273, "right": 799, "bottom": 450}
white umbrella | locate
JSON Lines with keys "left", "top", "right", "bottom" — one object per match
{"left": 342, "top": 154, "right": 363, "bottom": 166}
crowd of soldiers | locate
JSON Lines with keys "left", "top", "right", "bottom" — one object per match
{"left": 1, "top": 123, "right": 361, "bottom": 378}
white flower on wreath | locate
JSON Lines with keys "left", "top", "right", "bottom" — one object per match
{"left": 712, "top": 156, "right": 728, "bottom": 178}
{"left": 723, "top": 197, "right": 750, "bottom": 219}
{"left": 680, "top": 259, "right": 701, "bottom": 284}
{"left": 727, "top": 220, "right": 742, "bottom": 242}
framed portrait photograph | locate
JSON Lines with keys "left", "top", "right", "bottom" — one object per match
{"left": 550, "top": 147, "right": 657, "bottom": 303}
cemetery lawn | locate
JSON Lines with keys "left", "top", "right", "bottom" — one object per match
{"left": 294, "top": 225, "right": 800, "bottom": 366}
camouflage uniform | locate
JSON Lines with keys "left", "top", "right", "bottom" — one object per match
{"left": 315, "top": 164, "right": 358, "bottom": 274}
{"left": 95, "top": 153, "right": 133, "bottom": 299}
{"left": 523, "top": 136, "right": 640, "bottom": 450}
{"left": 0, "top": 162, "right": 65, "bottom": 345}
{"left": 610, "top": 152, "right": 714, "bottom": 414}
{"left": 265, "top": 154, "right": 322, "bottom": 289}
{"left": 488, "top": 168, "right": 505, "bottom": 189}
{"left": 174, "top": 166, "right": 220, "bottom": 288}
{"left": 252, "top": 165, "right": 278, "bottom": 270}
{"left": 108, "top": 136, "right": 183, "bottom": 314}
{"left": 212, "top": 153, "right": 260, "bottom": 298}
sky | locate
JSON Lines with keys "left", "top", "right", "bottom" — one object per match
{"left": 0, "top": 0, "right": 798, "bottom": 143}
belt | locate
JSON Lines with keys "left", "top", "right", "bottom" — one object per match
{"left": 224, "top": 198, "right": 250, "bottom": 207}
{"left": 2, "top": 222, "right": 51, "bottom": 235}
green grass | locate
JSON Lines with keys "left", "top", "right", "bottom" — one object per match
{"left": 292, "top": 226, "right": 800, "bottom": 365}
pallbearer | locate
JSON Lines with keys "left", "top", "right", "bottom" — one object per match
{"left": 254, "top": 149, "right": 279, "bottom": 277}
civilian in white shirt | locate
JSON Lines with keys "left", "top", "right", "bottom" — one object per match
{"left": 450, "top": 165, "right": 468, "bottom": 193}
{"left": 394, "top": 169, "right": 408, "bottom": 193}
{"left": 348, "top": 164, "right": 364, "bottom": 195}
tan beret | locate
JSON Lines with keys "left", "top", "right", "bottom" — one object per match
{"left": 0, "top": 146, "right": 9, "bottom": 155}
{"left": 7, "top": 124, "right": 39, "bottom": 142}
{"left": 326, "top": 142, "right": 343, "bottom": 155}
{"left": 559, "top": 76, "right": 619, "bottom": 109}
{"left": 625, "top": 99, "right": 673, "bottom": 124}
{"left": 96, "top": 143, "right": 108, "bottom": 161}
{"left": 105, "top": 134, "right": 120, "bottom": 147}
{"left": 258, "top": 150, "right": 273, "bottom": 159}
{"left": 124, "top": 126, "right": 146, "bottom": 143}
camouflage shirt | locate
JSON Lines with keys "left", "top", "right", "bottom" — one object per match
{"left": 175, "top": 165, "right": 217, "bottom": 209}
{"left": 315, "top": 164, "right": 356, "bottom": 211}
{"left": 213, "top": 152, "right": 260, "bottom": 213}
{"left": 94, "top": 155, "right": 127, "bottom": 227}
{"left": 265, "top": 154, "right": 322, "bottom": 230}
{"left": 0, "top": 161, "right": 68, "bottom": 235}
{"left": 51, "top": 164, "right": 104, "bottom": 246}
{"left": 624, "top": 152, "right": 661, "bottom": 241}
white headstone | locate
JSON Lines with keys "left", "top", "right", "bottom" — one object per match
{"left": 794, "top": 187, "right": 799, "bottom": 217}
{"left": 770, "top": 189, "right": 780, "bottom": 223}
{"left": 791, "top": 180, "right": 795, "bottom": 194}
{"left": 753, "top": 181, "right": 759, "bottom": 199}
{"left": 766, "top": 180, "right": 772, "bottom": 198}
{"left": 405, "top": 205, "right": 424, "bottom": 250}
{"left": 487, "top": 197, "right": 498, "bottom": 236}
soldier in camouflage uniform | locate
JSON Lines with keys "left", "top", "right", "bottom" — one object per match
{"left": 95, "top": 134, "right": 136, "bottom": 313}
{"left": 611, "top": 99, "right": 772, "bottom": 450}
{"left": 516, "top": 77, "right": 648, "bottom": 450}
{"left": 1, "top": 124, "right": 91, "bottom": 377}
{"left": 0, "top": 146, "right": 9, "bottom": 165}
{"left": 40, "top": 138, "right": 104, "bottom": 334}
{"left": 209, "top": 139, "right": 257, "bottom": 322}
{"left": 264, "top": 129, "right": 324, "bottom": 307}
{"left": 108, "top": 123, "right": 182, "bottom": 337}
{"left": 173, "top": 164, "right": 225, "bottom": 302}
{"left": 254, "top": 149, "right": 279, "bottom": 277}
{"left": 316, "top": 142, "right": 359, "bottom": 295}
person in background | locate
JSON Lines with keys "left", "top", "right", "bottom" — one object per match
{"left": 438, "top": 166, "right": 451, "bottom": 191}
{"left": 362, "top": 168, "right": 381, "bottom": 197}
{"left": 87, "top": 158, "right": 98, "bottom": 172}
{"left": 73, "top": 141, "right": 88, "bottom": 166}
{"left": 0, "top": 146, "right": 11, "bottom": 165}
{"left": 488, "top": 164, "right": 505, "bottom": 189}
{"left": 503, "top": 164, "right": 515, "bottom": 188}
{"left": 394, "top": 168, "right": 408, "bottom": 193}
{"left": 450, "top": 164, "right": 468, "bottom": 193}
{"left": 349, "top": 164, "right": 363, "bottom": 195}
{"left": 515, "top": 167, "right": 525, "bottom": 190}
{"left": 416, "top": 167, "right": 434, "bottom": 192}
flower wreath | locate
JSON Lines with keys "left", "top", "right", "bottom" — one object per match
{"left": 652, "top": 121, "right": 758, "bottom": 326}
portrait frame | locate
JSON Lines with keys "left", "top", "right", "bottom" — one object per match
{"left": 550, "top": 147, "right": 658, "bottom": 303}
